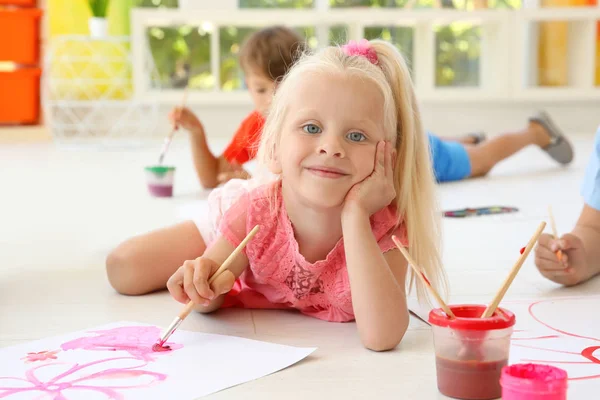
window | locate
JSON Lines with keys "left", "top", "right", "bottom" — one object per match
{"left": 220, "top": 26, "right": 318, "bottom": 91}
{"left": 239, "top": 0, "right": 314, "bottom": 7}
{"left": 364, "top": 26, "right": 413, "bottom": 72}
{"left": 136, "top": 0, "right": 178, "bottom": 7}
{"left": 435, "top": 23, "right": 480, "bottom": 87}
{"left": 143, "top": 0, "right": 508, "bottom": 91}
{"left": 146, "top": 25, "right": 213, "bottom": 90}
{"left": 331, "top": 0, "right": 409, "bottom": 7}
{"left": 329, "top": 26, "right": 349, "bottom": 45}
{"left": 331, "top": 0, "right": 521, "bottom": 8}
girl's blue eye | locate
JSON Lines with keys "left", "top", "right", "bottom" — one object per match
{"left": 348, "top": 132, "right": 366, "bottom": 142}
{"left": 303, "top": 124, "right": 321, "bottom": 134}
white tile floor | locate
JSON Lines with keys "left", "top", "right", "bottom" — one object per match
{"left": 1, "top": 130, "right": 599, "bottom": 399}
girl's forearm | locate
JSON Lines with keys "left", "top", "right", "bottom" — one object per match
{"left": 342, "top": 210, "right": 409, "bottom": 351}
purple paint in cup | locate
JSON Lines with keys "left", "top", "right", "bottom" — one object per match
{"left": 145, "top": 166, "right": 175, "bottom": 197}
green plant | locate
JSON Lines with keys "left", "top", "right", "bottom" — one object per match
{"left": 89, "top": 0, "right": 111, "bottom": 18}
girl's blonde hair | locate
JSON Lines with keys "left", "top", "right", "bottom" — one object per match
{"left": 256, "top": 39, "right": 448, "bottom": 305}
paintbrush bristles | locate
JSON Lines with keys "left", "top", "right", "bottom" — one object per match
{"left": 391, "top": 236, "right": 456, "bottom": 319}
{"left": 178, "top": 302, "right": 196, "bottom": 321}
{"left": 481, "top": 221, "right": 546, "bottom": 318}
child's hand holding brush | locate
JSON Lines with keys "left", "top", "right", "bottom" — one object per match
{"left": 535, "top": 233, "right": 588, "bottom": 286}
{"left": 534, "top": 205, "right": 591, "bottom": 286}
{"left": 168, "top": 107, "right": 204, "bottom": 138}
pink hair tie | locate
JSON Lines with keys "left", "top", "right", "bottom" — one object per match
{"left": 341, "top": 39, "right": 379, "bottom": 65}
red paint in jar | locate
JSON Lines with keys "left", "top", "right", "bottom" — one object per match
{"left": 435, "top": 357, "right": 507, "bottom": 399}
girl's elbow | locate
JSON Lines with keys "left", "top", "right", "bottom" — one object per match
{"left": 361, "top": 329, "right": 407, "bottom": 352}
{"left": 363, "top": 338, "right": 400, "bottom": 352}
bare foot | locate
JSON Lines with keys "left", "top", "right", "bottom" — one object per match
{"left": 529, "top": 121, "right": 552, "bottom": 148}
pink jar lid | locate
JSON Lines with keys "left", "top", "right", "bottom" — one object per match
{"left": 501, "top": 363, "right": 568, "bottom": 394}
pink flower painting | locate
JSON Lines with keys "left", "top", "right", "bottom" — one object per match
{"left": 0, "top": 357, "right": 166, "bottom": 399}
{"left": 21, "top": 350, "right": 60, "bottom": 363}
{"left": 60, "top": 326, "right": 183, "bottom": 361}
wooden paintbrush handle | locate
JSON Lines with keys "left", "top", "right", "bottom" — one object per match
{"left": 481, "top": 221, "right": 546, "bottom": 318}
{"left": 164, "top": 87, "right": 190, "bottom": 144}
{"left": 178, "top": 225, "right": 260, "bottom": 320}
{"left": 392, "top": 236, "right": 455, "bottom": 319}
{"left": 179, "top": 300, "right": 197, "bottom": 320}
{"left": 547, "top": 205, "right": 563, "bottom": 261}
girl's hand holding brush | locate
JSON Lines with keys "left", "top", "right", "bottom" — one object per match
{"left": 166, "top": 226, "right": 260, "bottom": 310}
{"left": 157, "top": 226, "right": 259, "bottom": 349}
{"left": 167, "top": 256, "right": 237, "bottom": 308}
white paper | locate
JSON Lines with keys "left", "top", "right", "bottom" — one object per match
{"left": 504, "top": 297, "right": 600, "bottom": 381}
{"left": 0, "top": 321, "right": 316, "bottom": 399}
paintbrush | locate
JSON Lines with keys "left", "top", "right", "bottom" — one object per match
{"left": 480, "top": 221, "right": 546, "bottom": 318}
{"left": 154, "top": 225, "right": 260, "bottom": 350}
{"left": 548, "top": 205, "right": 563, "bottom": 262}
{"left": 391, "top": 235, "right": 455, "bottom": 319}
{"left": 158, "top": 86, "right": 189, "bottom": 165}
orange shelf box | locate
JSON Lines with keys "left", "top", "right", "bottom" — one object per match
{"left": 0, "top": 68, "right": 41, "bottom": 124}
{"left": 0, "top": 8, "right": 42, "bottom": 65}
{"left": 0, "top": 0, "right": 37, "bottom": 6}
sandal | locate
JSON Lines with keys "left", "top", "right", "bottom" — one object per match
{"left": 529, "top": 111, "right": 574, "bottom": 165}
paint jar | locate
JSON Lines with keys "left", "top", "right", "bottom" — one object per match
{"left": 501, "top": 363, "right": 567, "bottom": 400}
{"left": 429, "top": 304, "right": 516, "bottom": 400}
{"left": 144, "top": 166, "right": 175, "bottom": 197}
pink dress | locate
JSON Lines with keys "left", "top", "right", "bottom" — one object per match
{"left": 205, "top": 179, "right": 408, "bottom": 323}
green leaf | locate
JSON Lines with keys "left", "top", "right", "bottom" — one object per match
{"left": 89, "top": 0, "right": 111, "bottom": 17}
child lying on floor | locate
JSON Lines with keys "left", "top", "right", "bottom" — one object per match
{"left": 535, "top": 126, "right": 600, "bottom": 286}
{"left": 108, "top": 39, "right": 448, "bottom": 350}
{"left": 428, "top": 111, "right": 573, "bottom": 182}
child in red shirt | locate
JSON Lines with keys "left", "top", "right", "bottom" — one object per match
{"left": 220, "top": 110, "right": 264, "bottom": 166}
{"left": 169, "top": 26, "right": 302, "bottom": 189}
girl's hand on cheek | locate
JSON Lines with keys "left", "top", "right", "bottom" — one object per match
{"left": 342, "top": 141, "right": 396, "bottom": 219}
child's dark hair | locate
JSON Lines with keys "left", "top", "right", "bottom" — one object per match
{"left": 239, "top": 26, "right": 307, "bottom": 82}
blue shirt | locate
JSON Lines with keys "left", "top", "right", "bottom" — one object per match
{"left": 582, "top": 126, "right": 600, "bottom": 210}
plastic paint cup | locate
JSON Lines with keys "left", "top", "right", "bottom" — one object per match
{"left": 145, "top": 165, "right": 175, "bottom": 197}
{"left": 501, "top": 363, "right": 568, "bottom": 400}
{"left": 429, "top": 304, "right": 516, "bottom": 400}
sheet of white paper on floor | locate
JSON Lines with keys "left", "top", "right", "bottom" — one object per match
{"left": 0, "top": 321, "right": 316, "bottom": 399}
